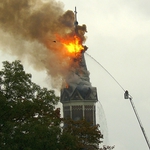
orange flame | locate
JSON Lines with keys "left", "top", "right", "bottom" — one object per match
{"left": 56, "top": 35, "right": 84, "bottom": 55}
{"left": 63, "top": 35, "right": 84, "bottom": 53}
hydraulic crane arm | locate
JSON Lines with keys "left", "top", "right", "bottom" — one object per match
{"left": 124, "top": 91, "right": 150, "bottom": 150}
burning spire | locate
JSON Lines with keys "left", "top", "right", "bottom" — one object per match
{"left": 59, "top": 7, "right": 91, "bottom": 89}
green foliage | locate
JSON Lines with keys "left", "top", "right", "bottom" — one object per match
{"left": 0, "top": 60, "right": 105, "bottom": 150}
{"left": 0, "top": 60, "right": 60, "bottom": 150}
{"left": 61, "top": 119, "right": 103, "bottom": 150}
{"left": 99, "top": 145, "right": 115, "bottom": 150}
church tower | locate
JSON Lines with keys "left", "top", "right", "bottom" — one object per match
{"left": 60, "top": 7, "right": 98, "bottom": 125}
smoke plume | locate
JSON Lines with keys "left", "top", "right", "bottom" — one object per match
{"left": 0, "top": 0, "right": 87, "bottom": 88}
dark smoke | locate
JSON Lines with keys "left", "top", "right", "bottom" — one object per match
{"left": 0, "top": 0, "right": 87, "bottom": 88}
{"left": 0, "top": 0, "right": 74, "bottom": 41}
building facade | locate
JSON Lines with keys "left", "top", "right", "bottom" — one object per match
{"left": 60, "top": 52, "right": 98, "bottom": 125}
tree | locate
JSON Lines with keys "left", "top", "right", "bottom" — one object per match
{"left": 0, "top": 60, "right": 108, "bottom": 150}
{"left": 99, "top": 145, "right": 115, "bottom": 150}
{"left": 0, "top": 60, "right": 61, "bottom": 150}
{"left": 60, "top": 118, "right": 103, "bottom": 150}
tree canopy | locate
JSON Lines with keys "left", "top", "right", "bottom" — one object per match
{"left": 0, "top": 60, "right": 61, "bottom": 150}
{"left": 61, "top": 119, "right": 103, "bottom": 150}
{"left": 0, "top": 60, "right": 111, "bottom": 150}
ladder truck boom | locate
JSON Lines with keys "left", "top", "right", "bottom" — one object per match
{"left": 124, "top": 90, "right": 150, "bottom": 150}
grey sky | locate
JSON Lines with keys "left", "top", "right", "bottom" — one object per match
{"left": 0, "top": 0, "right": 150, "bottom": 149}
{"left": 63, "top": 0, "right": 150, "bottom": 149}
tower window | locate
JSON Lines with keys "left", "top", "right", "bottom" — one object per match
{"left": 64, "top": 106, "right": 70, "bottom": 118}
{"left": 72, "top": 105, "right": 83, "bottom": 121}
{"left": 84, "top": 105, "right": 94, "bottom": 124}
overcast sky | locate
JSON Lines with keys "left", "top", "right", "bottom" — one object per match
{"left": 62, "top": 1, "right": 150, "bottom": 149}
{"left": 0, "top": 0, "right": 150, "bottom": 150}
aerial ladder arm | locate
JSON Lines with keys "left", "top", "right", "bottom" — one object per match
{"left": 124, "top": 90, "right": 150, "bottom": 150}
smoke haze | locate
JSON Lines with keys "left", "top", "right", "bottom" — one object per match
{"left": 0, "top": 0, "right": 87, "bottom": 88}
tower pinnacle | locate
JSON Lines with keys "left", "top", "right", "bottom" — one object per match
{"left": 74, "top": 7, "right": 78, "bottom": 32}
